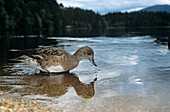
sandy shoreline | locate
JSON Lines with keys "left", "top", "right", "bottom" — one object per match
{"left": 1, "top": 89, "right": 170, "bottom": 112}
{"left": 0, "top": 91, "right": 58, "bottom": 112}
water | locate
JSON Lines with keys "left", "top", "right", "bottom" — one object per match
{"left": 0, "top": 29, "right": 170, "bottom": 112}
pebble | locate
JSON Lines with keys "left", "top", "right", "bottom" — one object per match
{"left": 0, "top": 92, "right": 59, "bottom": 112}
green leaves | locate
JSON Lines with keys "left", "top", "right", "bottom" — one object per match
{"left": 0, "top": 0, "right": 9, "bottom": 30}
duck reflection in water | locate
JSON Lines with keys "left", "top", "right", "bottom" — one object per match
{"left": 10, "top": 72, "right": 97, "bottom": 99}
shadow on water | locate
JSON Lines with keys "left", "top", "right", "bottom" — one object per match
{"left": 1, "top": 27, "right": 170, "bottom": 37}
{"left": 0, "top": 37, "right": 58, "bottom": 67}
{"left": 0, "top": 72, "right": 97, "bottom": 99}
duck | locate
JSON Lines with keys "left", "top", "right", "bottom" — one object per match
{"left": 19, "top": 46, "right": 97, "bottom": 73}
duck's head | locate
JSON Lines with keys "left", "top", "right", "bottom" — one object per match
{"left": 74, "top": 46, "right": 97, "bottom": 66}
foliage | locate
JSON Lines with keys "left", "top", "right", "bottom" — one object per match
{"left": 0, "top": 0, "right": 9, "bottom": 29}
{"left": 63, "top": 7, "right": 106, "bottom": 29}
{"left": 104, "top": 11, "right": 170, "bottom": 27}
{"left": 1, "top": 0, "right": 64, "bottom": 33}
{"left": 0, "top": 0, "right": 170, "bottom": 34}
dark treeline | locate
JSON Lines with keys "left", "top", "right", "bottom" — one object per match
{"left": 0, "top": 0, "right": 64, "bottom": 33}
{"left": 0, "top": 0, "right": 108, "bottom": 34}
{"left": 104, "top": 11, "right": 170, "bottom": 27}
{"left": 0, "top": 0, "right": 170, "bottom": 35}
{"left": 64, "top": 7, "right": 108, "bottom": 29}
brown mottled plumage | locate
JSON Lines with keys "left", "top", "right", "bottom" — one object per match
{"left": 19, "top": 46, "right": 97, "bottom": 73}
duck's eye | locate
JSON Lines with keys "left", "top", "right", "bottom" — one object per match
{"left": 87, "top": 52, "right": 91, "bottom": 55}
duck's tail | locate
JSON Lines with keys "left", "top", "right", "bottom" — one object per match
{"left": 18, "top": 55, "right": 47, "bottom": 72}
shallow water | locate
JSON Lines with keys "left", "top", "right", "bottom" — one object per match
{"left": 0, "top": 35, "right": 170, "bottom": 112}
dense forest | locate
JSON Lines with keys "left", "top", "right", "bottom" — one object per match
{"left": 0, "top": 0, "right": 64, "bottom": 33}
{"left": 104, "top": 11, "right": 170, "bottom": 27}
{"left": 0, "top": 0, "right": 170, "bottom": 35}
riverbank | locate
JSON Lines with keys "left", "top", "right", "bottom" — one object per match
{"left": 0, "top": 91, "right": 58, "bottom": 112}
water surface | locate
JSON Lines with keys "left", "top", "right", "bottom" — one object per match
{"left": 0, "top": 30, "right": 170, "bottom": 111}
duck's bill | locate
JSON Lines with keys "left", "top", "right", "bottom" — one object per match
{"left": 90, "top": 58, "right": 97, "bottom": 67}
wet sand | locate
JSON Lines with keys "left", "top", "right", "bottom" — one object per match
{"left": 0, "top": 91, "right": 58, "bottom": 112}
{"left": 69, "top": 96, "right": 170, "bottom": 112}
{"left": 1, "top": 92, "right": 170, "bottom": 112}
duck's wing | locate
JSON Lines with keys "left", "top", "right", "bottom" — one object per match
{"left": 23, "top": 47, "right": 69, "bottom": 60}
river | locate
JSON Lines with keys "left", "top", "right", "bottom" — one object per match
{"left": 0, "top": 28, "right": 170, "bottom": 112}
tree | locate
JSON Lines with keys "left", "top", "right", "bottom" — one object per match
{"left": 0, "top": 0, "right": 9, "bottom": 29}
{"left": 34, "top": 13, "right": 42, "bottom": 29}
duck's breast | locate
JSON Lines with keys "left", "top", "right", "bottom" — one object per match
{"left": 45, "top": 65, "right": 66, "bottom": 73}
